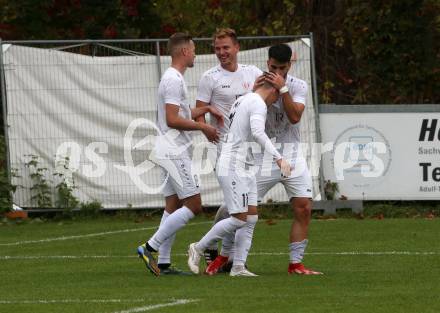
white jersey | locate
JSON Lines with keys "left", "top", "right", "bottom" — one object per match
{"left": 155, "top": 67, "right": 192, "bottom": 158}
{"left": 255, "top": 75, "right": 308, "bottom": 167}
{"left": 217, "top": 93, "right": 281, "bottom": 175}
{"left": 196, "top": 64, "right": 263, "bottom": 138}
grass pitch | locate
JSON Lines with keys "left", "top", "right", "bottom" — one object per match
{"left": 0, "top": 216, "right": 439, "bottom": 313}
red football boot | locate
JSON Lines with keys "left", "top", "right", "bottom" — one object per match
{"left": 205, "top": 255, "right": 229, "bottom": 276}
{"left": 288, "top": 263, "right": 323, "bottom": 275}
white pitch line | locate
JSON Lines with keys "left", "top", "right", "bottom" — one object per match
{"left": 111, "top": 299, "right": 198, "bottom": 313}
{"left": 0, "top": 298, "right": 148, "bottom": 304}
{"left": 0, "top": 221, "right": 211, "bottom": 247}
{"left": 305, "top": 251, "right": 440, "bottom": 256}
{"left": 173, "top": 251, "right": 440, "bottom": 256}
{"left": 0, "top": 298, "right": 199, "bottom": 312}
{"left": 1, "top": 251, "right": 439, "bottom": 260}
{"left": 0, "top": 255, "right": 135, "bottom": 260}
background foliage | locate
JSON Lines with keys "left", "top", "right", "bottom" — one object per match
{"left": 1, "top": 0, "right": 437, "bottom": 104}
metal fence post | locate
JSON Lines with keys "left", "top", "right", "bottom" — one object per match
{"left": 0, "top": 39, "right": 13, "bottom": 199}
{"left": 155, "top": 40, "right": 162, "bottom": 123}
{"left": 155, "top": 40, "right": 162, "bottom": 80}
{"left": 309, "top": 32, "right": 326, "bottom": 200}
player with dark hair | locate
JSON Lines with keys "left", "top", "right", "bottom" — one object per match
{"left": 261, "top": 43, "right": 322, "bottom": 275}
{"left": 207, "top": 43, "right": 323, "bottom": 275}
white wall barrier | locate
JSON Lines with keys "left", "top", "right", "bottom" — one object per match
{"left": 2, "top": 38, "right": 321, "bottom": 208}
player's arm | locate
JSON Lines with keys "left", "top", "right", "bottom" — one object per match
{"left": 195, "top": 72, "right": 214, "bottom": 124}
{"left": 280, "top": 93, "right": 304, "bottom": 124}
{"left": 281, "top": 92, "right": 305, "bottom": 124}
{"left": 251, "top": 66, "right": 265, "bottom": 91}
{"left": 192, "top": 101, "right": 224, "bottom": 126}
{"left": 194, "top": 100, "right": 209, "bottom": 123}
{"left": 252, "top": 75, "right": 265, "bottom": 91}
{"left": 250, "top": 113, "right": 291, "bottom": 177}
{"left": 166, "top": 104, "right": 220, "bottom": 142}
{"left": 264, "top": 72, "right": 305, "bottom": 124}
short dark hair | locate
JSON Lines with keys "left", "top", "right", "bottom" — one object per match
{"left": 168, "top": 32, "right": 192, "bottom": 55}
{"left": 268, "top": 44, "right": 292, "bottom": 63}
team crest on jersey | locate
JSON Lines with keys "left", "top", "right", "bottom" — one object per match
{"left": 242, "top": 82, "right": 251, "bottom": 90}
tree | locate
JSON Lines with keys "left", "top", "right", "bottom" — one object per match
{"left": 1, "top": 0, "right": 438, "bottom": 105}
{"left": 0, "top": 0, "right": 162, "bottom": 40}
{"left": 341, "top": 0, "right": 439, "bottom": 104}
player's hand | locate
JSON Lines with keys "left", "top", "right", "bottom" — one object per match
{"left": 209, "top": 107, "right": 224, "bottom": 127}
{"left": 276, "top": 158, "right": 292, "bottom": 177}
{"left": 252, "top": 75, "right": 265, "bottom": 91}
{"left": 264, "top": 72, "right": 285, "bottom": 91}
{"left": 201, "top": 124, "right": 220, "bottom": 143}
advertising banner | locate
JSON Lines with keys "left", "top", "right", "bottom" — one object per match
{"left": 320, "top": 113, "right": 440, "bottom": 200}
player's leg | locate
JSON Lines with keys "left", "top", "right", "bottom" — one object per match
{"left": 213, "top": 203, "right": 229, "bottom": 224}
{"left": 157, "top": 196, "right": 179, "bottom": 269}
{"left": 137, "top": 167, "right": 176, "bottom": 276}
{"left": 289, "top": 197, "right": 311, "bottom": 260}
{"left": 284, "top": 167, "right": 322, "bottom": 275}
{"left": 188, "top": 213, "right": 246, "bottom": 274}
{"left": 204, "top": 147, "right": 235, "bottom": 270}
{"left": 208, "top": 166, "right": 278, "bottom": 275}
{"left": 188, "top": 173, "right": 248, "bottom": 274}
{"left": 147, "top": 194, "right": 201, "bottom": 253}
{"left": 204, "top": 141, "right": 230, "bottom": 262}
{"left": 230, "top": 176, "right": 259, "bottom": 277}
{"left": 203, "top": 202, "right": 229, "bottom": 266}
{"left": 139, "top": 157, "right": 201, "bottom": 276}
{"left": 156, "top": 197, "right": 191, "bottom": 275}
{"left": 288, "top": 197, "right": 321, "bottom": 274}
{"left": 218, "top": 206, "right": 234, "bottom": 268}
{"left": 230, "top": 209, "right": 258, "bottom": 276}
{"left": 203, "top": 202, "right": 230, "bottom": 274}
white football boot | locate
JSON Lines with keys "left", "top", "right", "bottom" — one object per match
{"left": 230, "top": 265, "right": 258, "bottom": 277}
{"left": 187, "top": 242, "right": 203, "bottom": 274}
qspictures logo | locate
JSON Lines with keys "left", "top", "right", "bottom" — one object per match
{"left": 331, "top": 124, "right": 392, "bottom": 189}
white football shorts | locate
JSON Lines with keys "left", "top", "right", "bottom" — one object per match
{"left": 216, "top": 169, "right": 257, "bottom": 214}
{"left": 157, "top": 156, "right": 200, "bottom": 199}
{"left": 256, "top": 160, "right": 312, "bottom": 201}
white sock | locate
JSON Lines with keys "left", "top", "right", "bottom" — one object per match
{"left": 195, "top": 217, "right": 246, "bottom": 253}
{"left": 158, "top": 211, "right": 176, "bottom": 264}
{"left": 148, "top": 206, "right": 194, "bottom": 251}
{"left": 233, "top": 215, "right": 258, "bottom": 267}
{"left": 289, "top": 239, "right": 308, "bottom": 263}
{"left": 220, "top": 231, "right": 235, "bottom": 258}
{"left": 213, "top": 203, "right": 229, "bottom": 224}
{"left": 207, "top": 203, "right": 229, "bottom": 250}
